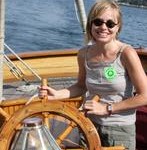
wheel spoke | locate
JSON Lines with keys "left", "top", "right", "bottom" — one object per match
{"left": 56, "top": 121, "right": 77, "bottom": 145}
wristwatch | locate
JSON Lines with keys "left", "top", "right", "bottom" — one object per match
{"left": 107, "top": 103, "right": 112, "bottom": 115}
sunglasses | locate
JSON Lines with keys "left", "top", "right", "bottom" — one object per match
{"left": 92, "top": 18, "right": 117, "bottom": 29}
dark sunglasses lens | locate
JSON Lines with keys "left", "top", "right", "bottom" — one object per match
{"left": 106, "top": 20, "right": 116, "bottom": 28}
{"left": 93, "top": 18, "right": 117, "bottom": 28}
{"left": 93, "top": 19, "right": 103, "bottom": 26}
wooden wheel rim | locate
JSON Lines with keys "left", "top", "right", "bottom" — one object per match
{"left": 0, "top": 100, "right": 101, "bottom": 150}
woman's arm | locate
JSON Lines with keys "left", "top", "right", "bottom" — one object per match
{"left": 84, "top": 46, "right": 147, "bottom": 116}
{"left": 39, "top": 48, "right": 87, "bottom": 100}
{"left": 112, "top": 46, "right": 147, "bottom": 113}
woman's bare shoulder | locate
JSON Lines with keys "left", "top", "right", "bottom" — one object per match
{"left": 78, "top": 45, "right": 91, "bottom": 58}
{"left": 121, "top": 45, "right": 139, "bottom": 61}
{"left": 121, "top": 45, "right": 142, "bottom": 69}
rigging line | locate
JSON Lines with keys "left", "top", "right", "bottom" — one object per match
{"left": 4, "top": 54, "right": 24, "bottom": 78}
{"left": 4, "top": 54, "right": 29, "bottom": 83}
{"left": 4, "top": 43, "right": 42, "bottom": 81}
{"left": 74, "top": 0, "right": 80, "bottom": 23}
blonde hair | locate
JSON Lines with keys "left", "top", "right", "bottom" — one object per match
{"left": 86, "top": 0, "right": 122, "bottom": 42}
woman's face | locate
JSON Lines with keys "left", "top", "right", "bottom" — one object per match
{"left": 91, "top": 8, "right": 119, "bottom": 44}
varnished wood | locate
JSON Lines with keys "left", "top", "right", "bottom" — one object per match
{"left": 136, "top": 49, "right": 147, "bottom": 72}
{"left": 0, "top": 95, "right": 125, "bottom": 150}
{"left": 3, "top": 48, "right": 147, "bottom": 83}
{"left": 0, "top": 99, "right": 101, "bottom": 150}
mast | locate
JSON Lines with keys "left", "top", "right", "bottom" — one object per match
{"left": 0, "top": 0, "right": 5, "bottom": 101}
{"left": 74, "top": 0, "right": 87, "bottom": 44}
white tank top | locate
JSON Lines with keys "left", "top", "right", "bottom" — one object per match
{"left": 85, "top": 45, "right": 136, "bottom": 125}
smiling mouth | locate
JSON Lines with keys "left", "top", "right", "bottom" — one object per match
{"left": 97, "top": 31, "right": 108, "bottom": 37}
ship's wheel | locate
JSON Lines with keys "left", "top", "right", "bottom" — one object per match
{"left": 0, "top": 97, "right": 102, "bottom": 150}
{"left": 0, "top": 97, "right": 125, "bottom": 150}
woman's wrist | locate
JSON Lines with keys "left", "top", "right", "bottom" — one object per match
{"left": 106, "top": 103, "right": 113, "bottom": 115}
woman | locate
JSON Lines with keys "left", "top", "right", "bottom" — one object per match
{"left": 39, "top": 0, "right": 147, "bottom": 149}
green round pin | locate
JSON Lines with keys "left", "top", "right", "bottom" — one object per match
{"left": 104, "top": 66, "right": 117, "bottom": 80}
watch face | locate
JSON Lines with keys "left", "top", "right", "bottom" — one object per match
{"left": 108, "top": 105, "right": 112, "bottom": 111}
{"left": 107, "top": 104, "right": 112, "bottom": 115}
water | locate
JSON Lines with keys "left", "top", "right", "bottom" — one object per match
{"left": 5, "top": 0, "right": 147, "bottom": 53}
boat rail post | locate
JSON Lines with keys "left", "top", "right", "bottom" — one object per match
{"left": 0, "top": 0, "right": 5, "bottom": 102}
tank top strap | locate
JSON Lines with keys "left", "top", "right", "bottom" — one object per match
{"left": 85, "top": 44, "right": 132, "bottom": 63}
{"left": 119, "top": 44, "right": 131, "bottom": 53}
{"left": 85, "top": 45, "right": 90, "bottom": 63}
{"left": 116, "top": 44, "right": 131, "bottom": 58}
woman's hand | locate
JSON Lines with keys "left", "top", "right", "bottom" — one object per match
{"left": 83, "top": 100, "right": 108, "bottom": 116}
{"left": 38, "top": 85, "right": 58, "bottom": 100}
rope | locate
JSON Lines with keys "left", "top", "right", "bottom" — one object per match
{"left": 25, "top": 93, "right": 38, "bottom": 105}
{"left": 4, "top": 54, "right": 29, "bottom": 83}
{"left": 4, "top": 43, "right": 42, "bottom": 81}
